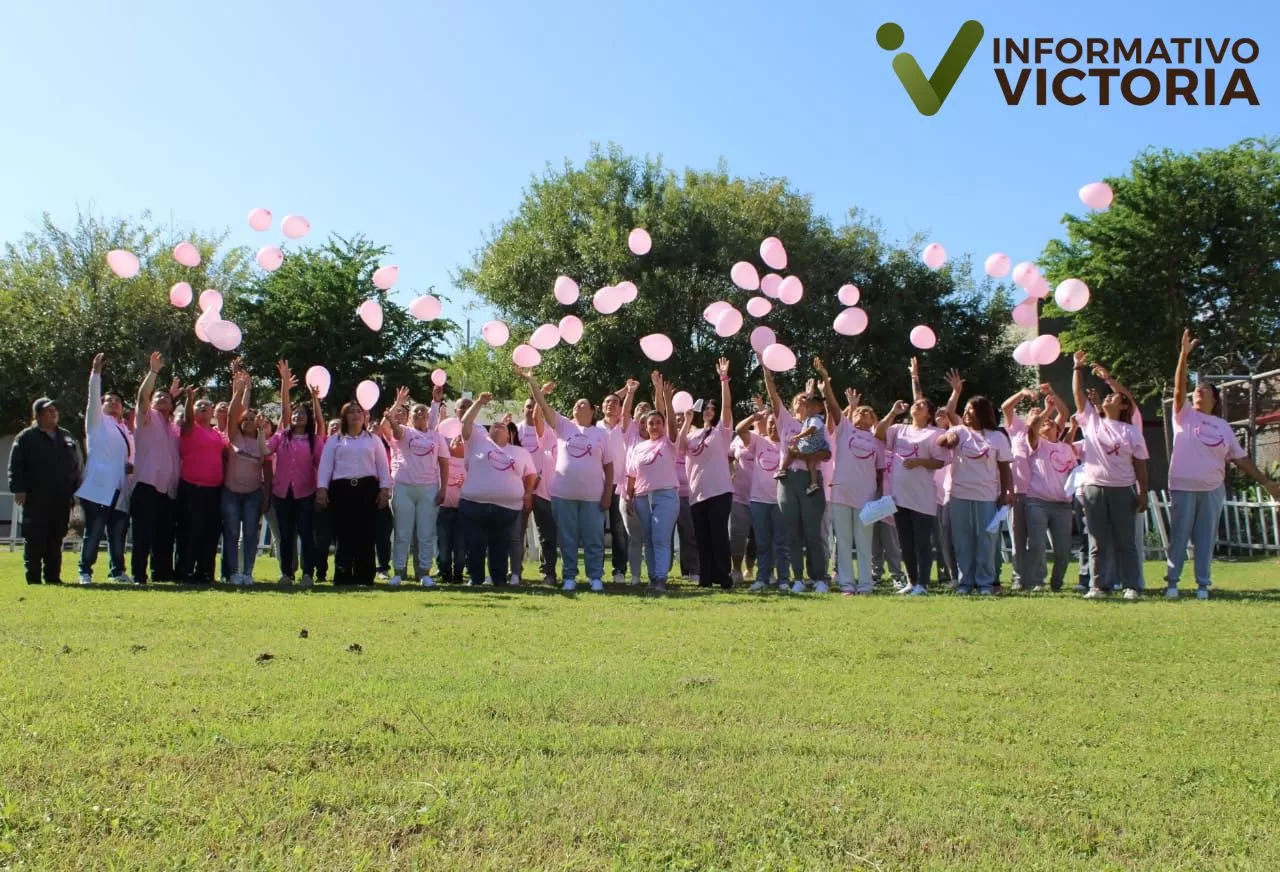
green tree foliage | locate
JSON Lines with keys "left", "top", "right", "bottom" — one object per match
{"left": 0, "top": 211, "right": 251, "bottom": 433}
{"left": 232, "top": 236, "right": 456, "bottom": 413}
{"left": 1041, "top": 136, "right": 1280, "bottom": 400}
{"left": 443, "top": 340, "right": 523, "bottom": 400}
{"left": 457, "top": 145, "right": 1020, "bottom": 414}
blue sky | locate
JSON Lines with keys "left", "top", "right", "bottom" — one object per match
{"left": 1, "top": 0, "right": 1273, "bottom": 348}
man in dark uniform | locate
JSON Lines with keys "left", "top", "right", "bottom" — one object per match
{"left": 7, "top": 398, "right": 82, "bottom": 584}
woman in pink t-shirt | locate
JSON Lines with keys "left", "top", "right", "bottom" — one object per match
{"left": 678, "top": 358, "right": 735, "bottom": 589}
{"left": 1165, "top": 330, "right": 1279, "bottom": 598}
{"left": 264, "top": 361, "right": 326, "bottom": 587}
{"left": 734, "top": 407, "right": 792, "bottom": 591}
{"left": 221, "top": 369, "right": 273, "bottom": 585}
{"left": 625, "top": 372, "right": 683, "bottom": 593}
{"left": 875, "top": 393, "right": 949, "bottom": 596}
{"left": 382, "top": 387, "right": 450, "bottom": 587}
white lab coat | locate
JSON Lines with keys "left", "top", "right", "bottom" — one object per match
{"left": 74, "top": 371, "right": 135, "bottom": 512}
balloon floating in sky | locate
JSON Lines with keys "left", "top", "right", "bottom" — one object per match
{"left": 558, "top": 315, "right": 584, "bottom": 344}
{"left": 512, "top": 344, "right": 541, "bottom": 368}
{"left": 357, "top": 300, "right": 383, "bottom": 332}
{"left": 909, "top": 325, "right": 937, "bottom": 350}
{"left": 984, "top": 253, "right": 1011, "bottom": 278}
{"left": 554, "top": 276, "right": 580, "bottom": 305}
{"left": 760, "top": 273, "right": 782, "bottom": 299}
{"left": 306, "top": 365, "right": 331, "bottom": 399}
{"left": 431, "top": 368, "right": 448, "bottom": 387}
{"left": 372, "top": 265, "right": 399, "bottom": 290}
{"left": 1055, "top": 278, "right": 1091, "bottom": 312}
{"left": 759, "top": 237, "right": 787, "bottom": 271}
{"left": 750, "top": 326, "right": 777, "bottom": 355}
{"left": 1012, "top": 340, "right": 1035, "bottom": 366}
{"left": 761, "top": 343, "right": 797, "bottom": 372}
{"left": 481, "top": 320, "right": 510, "bottom": 347}
{"left": 208, "top": 320, "right": 243, "bottom": 352}
{"left": 247, "top": 208, "right": 272, "bottom": 232}
{"left": 837, "top": 283, "right": 860, "bottom": 306}
{"left": 173, "top": 242, "right": 201, "bottom": 268}
{"left": 615, "top": 280, "right": 638, "bottom": 304}
{"left": 257, "top": 246, "right": 284, "bottom": 272}
{"left": 778, "top": 276, "right": 804, "bottom": 305}
{"left": 1079, "top": 182, "right": 1114, "bottom": 210}
{"left": 1025, "top": 277, "right": 1051, "bottom": 300}
{"left": 1012, "top": 261, "right": 1041, "bottom": 289}
{"left": 199, "top": 289, "right": 223, "bottom": 312}
{"left": 731, "top": 262, "right": 760, "bottom": 291}
{"left": 1012, "top": 299, "right": 1038, "bottom": 328}
{"left": 408, "top": 295, "right": 441, "bottom": 321}
{"left": 628, "top": 228, "right": 652, "bottom": 256}
{"left": 593, "top": 286, "right": 623, "bottom": 315}
{"left": 356, "top": 380, "right": 380, "bottom": 411}
{"left": 833, "top": 307, "right": 869, "bottom": 336}
{"left": 438, "top": 418, "right": 462, "bottom": 440}
{"left": 640, "top": 333, "right": 674, "bottom": 362}
{"left": 169, "top": 282, "right": 193, "bottom": 308}
{"left": 746, "top": 296, "right": 772, "bottom": 318}
{"left": 922, "top": 243, "right": 947, "bottom": 270}
{"left": 671, "top": 391, "right": 694, "bottom": 414}
{"left": 530, "top": 324, "right": 561, "bottom": 350}
{"left": 715, "top": 307, "right": 744, "bottom": 337}
{"left": 1030, "top": 334, "right": 1062, "bottom": 365}
{"left": 281, "top": 214, "right": 310, "bottom": 240}
{"left": 106, "top": 249, "right": 140, "bottom": 279}
{"left": 703, "top": 300, "right": 732, "bottom": 326}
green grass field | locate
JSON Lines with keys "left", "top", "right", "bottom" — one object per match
{"left": 2, "top": 552, "right": 1279, "bottom": 871}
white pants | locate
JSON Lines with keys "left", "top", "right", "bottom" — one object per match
{"left": 831, "top": 503, "right": 875, "bottom": 593}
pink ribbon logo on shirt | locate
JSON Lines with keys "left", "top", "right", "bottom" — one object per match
{"left": 963, "top": 446, "right": 990, "bottom": 460}
{"left": 688, "top": 432, "right": 709, "bottom": 457}
{"left": 639, "top": 444, "right": 663, "bottom": 466}
{"left": 1193, "top": 423, "right": 1224, "bottom": 448}
{"left": 408, "top": 437, "right": 435, "bottom": 457}
{"left": 1100, "top": 437, "right": 1122, "bottom": 457}
{"left": 566, "top": 436, "right": 594, "bottom": 459}
{"left": 487, "top": 450, "right": 516, "bottom": 472}
{"left": 1051, "top": 447, "right": 1077, "bottom": 474}
{"left": 757, "top": 447, "right": 780, "bottom": 472}
{"left": 848, "top": 433, "right": 876, "bottom": 460}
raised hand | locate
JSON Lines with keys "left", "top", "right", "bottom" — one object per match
{"left": 891, "top": 399, "right": 908, "bottom": 417}
{"left": 540, "top": 381, "right": 556, "bottom": 395}
{"left": 944, "top": 369, "right": 964, "bottom": 393}
{"left": 751, "top": 395, "right": 765, "bottom": 412}
{"left": 276, "top": 359, "right": 290, "bottom": 379}
{"left": 308, "top": 382, "right": 321, "bottom": 398}
{"left": 805, "top": 377, "right": 816, "bottom": 395}
{"left": 1039, "top": 382, "right": 1055, "bottom": 395}
{"left": 625, "top": 378, "right": 640, "bottom": 394}
{"left": 283, "top": 372, "right": 299, "bottom": 392}
{"left": 91, "top": 353, "right": 105, "bottom": 374}
{"left": 149, "top": 351, "right": 165, "bottom": 373}
{"left": 909, "top": 357, "right": 920, "bottom": 379}
{"left": 395, "top": 385, "right": 411, "bottom": 408}
{"left": 168, "top": 377, "right": 182, "bottom": 397}
{"left": 1181, "top": 328, "right": 1199, "bottom": 357}
{"left": 717, "top": 357, "right": 730, "bottom": 378}
{"left": 476, "top": 392, "right": 493, "bottom": 405}
{"left": 1091, "top": 364, "right": 1113, "bottom": 383}
{"left": 845, "top": 387, "right": 861, "bottom": 408}
{"left": 432, "top": 384, "right": 444, "bottom": 403}
{"left": 1073, "top": 349, "right": 1088, "bottom": 367}
{"left": 813, "top": 357, "right": 829, "bottom": 379}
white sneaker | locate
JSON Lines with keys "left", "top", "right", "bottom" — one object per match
{"left": 1123, "top": 588, "right": 1141, "bottom": 601}
{"left": 376, "top": 571, "right": 391, "bottom": 581}
{"left": 813, "top": 581, "right": 830, "bottom": 594}
{"left": 979, "top": 588, "right": 993, "bottom": 596}
{"left": 562, "top": 579, "right": 577, "bottom": 592}
{"left": 1030, "top": 585, "right": 1045, "bottom": 593}
{"left": 421, "top": 576, "right": 435, "bottom": 588}
{"left": 509, "top": 575, "right": 521, "bottom": 587}
{"left": 629, "top": 575, "right": 641, "bottom": 586}
{"left": 589, "top": 579, "right": 604, "bottom": 592}
{"left": 1165, "top": 586, "right": 1179, "bottom": 600}
{"left": 1196, "top": 588, "right": 1209, "bottom": 600}
{"left": 1083, "top": 587, "right": 1108, "bottom": 599}
{"left": 482, "top": 577, "right": 494, "bottom": 586}
{"left": 300, "top": 575, "right": 314, "bottom": 588}
{"left": 613, "top": 572, "right": 625, "bottom": 584}
{"left": 790, "top": 580, "right": 807, "bottom": 594}
{"left": 78, "top": 572, "right": 93, "bottom": 585}
{"left": 731, "top": 570, "right": 744, "bottom": 586}
{"left": 688, "top": 574, "right": 700, "bottom": 584}
{"left": 895, "top": 583, "right": 913, "bottom": 595}
{"left": 749, "top": 580, "right": 768, "bottom": 592}
{"left": 388, "top": 575, "right": 402, "bottom": 587}
{"left": 909, "top": 584, "right": 928, "bottom": 596}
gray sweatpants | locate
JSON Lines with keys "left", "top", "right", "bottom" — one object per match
{"left": 1023, "top": 497, "right": 1073, "bottom": 590}
{"left": 872, "top": 520, "right": 906, "bottom": 583}
{"left": 1082, "top": 484, "right": 1142, "bottom": 591}
{"left": 778, "top": 470, "right": 829, "bottom": 582}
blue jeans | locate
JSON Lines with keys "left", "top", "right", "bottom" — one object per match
{"left": 436, "top": 506, "right": 466, "bottom": 581}
{"left": 220, "top": 488, "right": 264, "bottom": 578}
{"left": 633, "top": 488, "right": 679, "bottom": 581}
{"left": 274, "top": 493, "right": 315, "bottom": 578}
{"left": 1166, "top": 486, "right": 1225, "bottom": 589}
{"left": 748, "top": 501, "right": 790, "bottom": 585}
{"left": 552, "top": 497, "right": 606, "bottom": 582}
{"left": 950, "top": 497, "right": 998, "bottom": 593}
{"left": 459, "top": 499, "right": 519, "bottom": 585}
{"left": 79, "top": 497, "right": 128, "bottom": 578}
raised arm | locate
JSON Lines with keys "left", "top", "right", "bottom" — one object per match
{"left": 1025, "top": 407, "right": 1045, "bottom": 451}
{"left": 734, "top": 410, "right": 762, "bottom": 447}
{"left": 909, "top": 356, "right": 924, "bottom": 402}
{"left": 309, "top": 385, "right": 323, "bottom": 437}
{"left": 86, "top": 353, "right": 105, "bottom": 431}
{"left": 460, "top": 392, "right": 490, "bottom": 441}
{"left": 676, "top": 407, "right": 695, "bottom": 451}
{"left": 943, "top": 369, "right": 964, "bottom": 427}
{"left": 876, "top": 400, "right": 907, "bottom": 442}
{"left": 621, "top": 378, "right": 639, "bottom": 431}
{"left": 228, "top": 370, "right": 249, "bottom": 437}
{"left": 181, "top": 386, "right": 197, "bottom": 435}
{"left": 1173, "top": 328, "right": 1197, "bottom": 414}
{"left": 1072, "top": 349, "right": 1089, "bottom": 415}
{"left": 1002, "top": 388, "right": 1035, "bottom": 429}
{"left": 716, "top": 358, "right": 732, "bottom": 429}
{"left": 386, "top": 386, "right": 411, "bottom": 440}
{"left": 518, "top": 368, "right": 558, "bottom": 429}
{"left": 137, "top": 352, "right": 163, "bottom": 417}
{"left": 813, "top": 358, "right": 840, "bottom": 432}
{"left": 1044, "top": 383, "right": 1070, "bottom": 422}
{"left": 427, "top": 384, "right": 444, "bottom": 431}
{"left": 761, "top": 358, "right": 784, "bottom": 414}
{"left": 277, "top": 360, "right": 297, "bottom": 430}
{"left": 1092, "top": 362, "right": 1135, "bottom": 407}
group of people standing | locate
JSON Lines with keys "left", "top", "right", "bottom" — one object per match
{"left": 8, "top": 330, "right": 1276, "bottom": 597}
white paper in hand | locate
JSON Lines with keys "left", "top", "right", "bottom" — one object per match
{"left": 859, "top": 495, "right": 897, "bottom": 526}
{"left": 986, "top": 505, "right": 1010, "bottom": 533}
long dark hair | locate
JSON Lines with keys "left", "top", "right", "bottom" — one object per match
{"left": 291, "top": 402, "right": 316, "bottom": 454}
{"left": 338, "top": 401, "right": 366, "bottom": 437}
{"left": 967, "top": 395, "right": 1005, "bottom": 437}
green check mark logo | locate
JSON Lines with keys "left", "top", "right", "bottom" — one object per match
{"left": 877, "top": 20, "right": 985, "bottom": 116}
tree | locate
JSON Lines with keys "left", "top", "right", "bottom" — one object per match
{"left": 232, "top": 236, "right": 456, "bottom": 413}
{"left": 456, "top": 145, "right": 1021, "bottom": 413}
{"left": 0, "top": 211, "right": 252, "bottom": 433}
{"left": 1041, "top": 136, "right": 1280, "bottom": 400}
{"left": 443, "top": 340, "right": 524, "bottom": 400}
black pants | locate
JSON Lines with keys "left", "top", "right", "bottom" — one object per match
{"left": 375, "top": 504, "right": 393, "bottom": 573}
{"left": 130, "top": 483, "right": 175, "bottom": 582}
{"left": 21, "top": 502, "right": 71, "bottom": 583}
{"left": 436, "top": 506, "right": 466, "bottom": 581}
{"left": 460, "top": 499, "right": 519, "bottom": 585}
{"left": 178, "top": 482, "right": 221, "bottom": 582}
{"left": 606, "top": 491, "right": 628, "bottom": 576}
{"left": 895, "top": 506, "right": 936, "bottom": 588}
{"left": 313, "top": 504, "right": 334, "bottom": 581}
{"left": 691, "top": 492, "right": 734, "bottom": 589}
{"left": 275, "top": 492, "right": 316, "bottom": 578}
{"left": 331, "top": 477, "right": 378, "bottom": 585}
{"left": 516, "top": 495, "right": 558, "bottom": 579}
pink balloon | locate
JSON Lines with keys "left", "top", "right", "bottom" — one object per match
{"left": 593, "top": 286, "right": 622, "bottom": 315}
{"left": 1025, "top": 277, "right": 1051, "bottom": 300}
{"left": 553, "top": 276, "right": 580, "bottom": 305}
{"left": 778, "top": 276, "right": 804, "bottom": 305}
{"left": 169, "top": 282, "right": 193, "bottom": 308}
{"left": 909, "top": 325, "right": 937, "bottom": 350}
{"left": 1055, "top": 279, "right": 1091, "bottom": 312}
{"left": 356, "top": 380, "right": 380, "bottom": 411}
{"left": 731, "top": 262, "right": 760, "bottom": 291}
{"left": 761, "top": 343, "right": 797, "bottom": 372}
{"left": 558, "top": 315, "right": 584, "bottom": 345}
{"left": 1012, "top": 340, "right": 1035, "bottom": 366}
{"left": 628, "top": 228, "right": 652, "bottom": 255}
{"left": 281, "top": 215, "right": 310, "bottom": 239}
{"left": 759, "top": 237, "right": 787, "bottom": 270}
{"left": 173, "top": 242, "right": 201, "bottom": 268}
{"left": 257, "top": 246, "right": 284, "bottom": 272}
{"left": 199, "top": 289, "right": 223, "bottom": 312}
{"left": 984, "top": 253, "right": 1011, "bottom": 278}
{"left": 106, "top": 249, "right": 140, "bottom": 279}
{"left": 1012, "top": 262, "right": 1041, "bottom": 289}
{"left": 194, "top": 314, "right": 212, "bottom": 343}
{"left": 512, "top": 344, "right": 542, "bottom": 368}
{"left": 640, "top": 333, "right": 674, "bottom": 362}
{"left": 482, "top": 320, "right": 510, "bottom": 347}
{"left": 358, "top": 300, "right": 383, "bottom": 332}
{"left": 703, "top": 301, "right": 732, "bottom": 325}
{"left": 247, "top": 208, "right": 272, "bottom": 232}
{"left": 746, "top": 296, "right": 773, "bottom": 318}
{"left": 409, "top": 295, "right": 442, "bottom": 321}
{"left": 838, "top": 283, "right": 860, "bottom": 306}
{"left": 372, "top": 265, "right": 399, "bottom": 290}
{"left": 1012, "top": 299, "right": 1038, "bottom": 328}
{"left": 715, "top": 307, "right": 744, "bottom": 337}
{"left": 760, "top": 273, "right": 782, "bottom": 298}
{"left": 1031, "top": 334, "right": 1062, "bottom": 366}
{"left": 431, "top": 368, "right": 448, "bottom": 387}
{"left": 750, "top": 326, "right": 777, "bottom": 355}
{"left": 671, "top": 391, "right": 694, "bottom": 414}
{"left": 833, "top": 307, "right": 869, "bottom": 336}
{"left": 1079, "top": 182, "right": 1114, "bottom": 210}
{"left": 305, "top": 365, "right": 331, "bottom": 399}
{"left": 530, "top": 323, "right": 561, "bottom": 350}
{"left": 922, "top": 243, "right": 947, "bottom": 269}
{"left": 615, "top": 280, "right": 638, "bottom": 304}
{"left": 437, "top": 418, "right": 462, "bottom": 440}
{"left": 208, "top": 320, "right": 243, "bottom": 352}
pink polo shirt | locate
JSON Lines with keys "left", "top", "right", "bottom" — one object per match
{"left": 1169, "top": 404, "right": 1245, "bottom": 492}
{"left": 627, "top": 437, "right": 678, "bottom": 496}
{"left": 945, "top": 426, "right": 1012, "bottom": 503}
{"left": 1079, "top": 403, "right": 1149, "bottom": 488}
{"left": 459, "top": 428, "right": 536, "bottom": 511}
{"left": 179, "top": 424, "right": 226, "bottom": 488}
{"left": 551, "top": 416, "right": 611, "bottom": 502}
{"left": 441, "top": 456, "right": 466, "bottom": 508}
{"left": 684, "top": 424, "right": 733, "bottom": 504}
{"left": 885, "top": 424, "right": 948, "bottom": 516}
{"left": 390, "top": 427, "right": 447, "bottom": 487}
{"left": 829, "top": 420, "right": 883, "bottom": 509}
{"left": 267, "top": 431, "right": 326, "bottom": 499}
{"left": 134, "top": 409, "right": 180, "bottom": 498}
